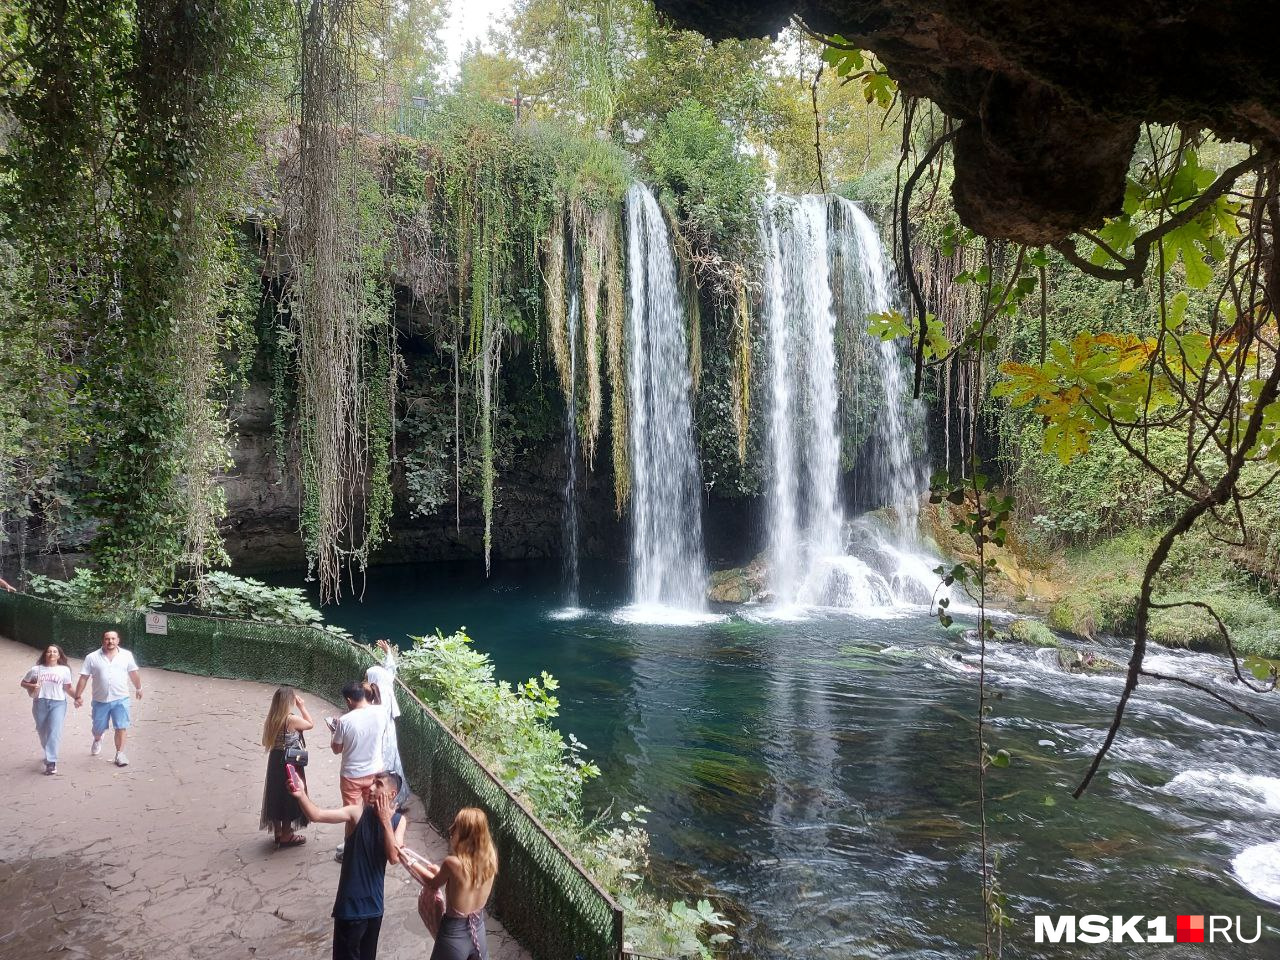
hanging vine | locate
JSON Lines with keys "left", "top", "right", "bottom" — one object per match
{"left": 571, "top": 197, "right": 609, "bottom": 462}
{"left": 603, "top": 213, "right": 630, "bottom": 511}
{"left": 284, "top": 0, "right": 395, "bottom": 601}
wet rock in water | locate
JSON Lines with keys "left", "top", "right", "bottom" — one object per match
{"left": 708, "top": 555, "right": 768, "bottom": 604}
{"left": 1056, "top": 648, "right": 1124, "bottom": 674}
{"left": 926, "top": 646, "right": 978, "bottom": 671}
{"left": 1009, "top": 618, "right": 1060, "bottom": 649}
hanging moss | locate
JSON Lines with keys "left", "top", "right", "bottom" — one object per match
{"left": 603, "top": 214, "right": 630, "bottom": 512}
{"left": 571, "top": 198, "right": 608, "bottom": 463}
{"left": 731, "top": 269, "right": 753, "bottom": 463}
{"left": 398, "top": 97, "right": 632, "bottom": 568}
{"left": 543, "top": 203, "right": 571, "bottom": 397}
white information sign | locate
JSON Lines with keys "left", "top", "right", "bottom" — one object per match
{"left": 145, "top": 612, "right": 168, "bottom": 635}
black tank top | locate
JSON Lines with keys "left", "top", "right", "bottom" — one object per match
{"left": 332, "top": 807, "right": 401, "bottom": 920}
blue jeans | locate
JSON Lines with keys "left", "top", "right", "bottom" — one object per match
{"left": 33, "top": 698, "right": 67, "bottom": 765}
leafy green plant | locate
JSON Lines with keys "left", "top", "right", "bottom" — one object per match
{"left": 26, "top": 569, "right": 351, "bottom": 641}
{"left": 191, "top": 571, "right": 350, "bottom": 639}
{"left": 27, "top": 570, "right": 160, "bottom": 614}
{"left": 647, "top": 98, "right": 764, "bottom": 293}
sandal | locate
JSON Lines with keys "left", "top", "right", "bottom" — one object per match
{"left": 275, "top": 835, "right": 307, "bottom": 848}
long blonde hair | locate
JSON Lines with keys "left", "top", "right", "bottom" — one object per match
{"left": 261, "top": 686, "right": 296, "bottom": 749}
{"left": 450, "top": 807, "right": 498, "bottom": 887}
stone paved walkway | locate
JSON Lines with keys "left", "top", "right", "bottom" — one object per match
{"left": 0, "top": 636, "right": 528, "bottom": 960}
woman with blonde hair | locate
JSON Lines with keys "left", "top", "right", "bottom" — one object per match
{"left": 406, "top": 806, "right": 499, "bottom": 960}
{"left": 259, "top": 685, "right": 313, "bottom": 847}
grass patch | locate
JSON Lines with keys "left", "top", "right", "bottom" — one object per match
{"left": 1009, "top": 618, "right": 1061, "bottom": 649}
{"left": 1045, "top": 528, "right": 1280, "bottom": 657}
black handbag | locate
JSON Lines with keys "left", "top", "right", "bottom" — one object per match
{"left": 284, "top": 731, "right": 308, "bottom": 768}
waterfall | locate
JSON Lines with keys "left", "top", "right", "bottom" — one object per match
{"left": 624, "top": 183, "right": 708, "bottom": 613}
{"left": 829, "top": 198, "right": 926, "bottom": 543}
{"left": 762, "top": 196, "right": 845, "bottom": 606}
{"left": 560, "top": 228, "right": 582, "bottom": 609}
{"left": 762, "top": 195, "right": 934, "bottom": 610}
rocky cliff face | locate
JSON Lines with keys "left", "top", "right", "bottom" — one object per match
{"left": 220, "top": 381, "right": 303, "bottom": 566}
{"left": 654, "top": 1, "right": 1280, "bottom": 244}
{"left": 221, "top": 378, "right": 629, "bottom": 571}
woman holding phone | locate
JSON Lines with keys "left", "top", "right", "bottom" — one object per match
{"left": 260, "top": 685, "right": 313, "bottom": 847}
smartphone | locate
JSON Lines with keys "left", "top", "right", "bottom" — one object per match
{"left": 286, "top": 763, "right": 300, "bottom": 791}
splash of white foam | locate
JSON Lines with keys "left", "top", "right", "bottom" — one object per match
{"left": 548, "top": 606, "right": 588, "bottom": 622}
{"left": 1233, "top": 841, "right": 1280, "bottom": 906}
{"left": 1163, "top": 770, "right": 1280, "bottom": 814}
{"left": 612, "top": 604, "right": 727, "bottom": 627}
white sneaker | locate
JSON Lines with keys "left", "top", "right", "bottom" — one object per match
{"left": 91, "top": 739, "right": 102, "bottom": 756}
{"left": 114, "top": 752, "right": 129, "bottom": 767}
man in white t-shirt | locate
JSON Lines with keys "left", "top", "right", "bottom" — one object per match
{"left": 331, "top": 681, "right": 388, "bottom": 806}
{"left": 73, "top": 630, "right": 142, "bottom": 767}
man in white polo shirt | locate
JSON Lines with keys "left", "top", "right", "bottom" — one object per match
{"left": 73, "top": 629, "right": 142, "bottom": 767}
{"left": 331, "top": 681, "right": 387, "bottom": 806}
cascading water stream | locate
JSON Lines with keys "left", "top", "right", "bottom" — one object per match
{"left": 762, "top": 195, "right": 935, "bottom": 610}
{"left": 830, "top": 198, "right": 926, "bottom": 544}
{"left": 762, "top": 196, "right": 844, "bottom": 607}
{"left": 560, "top": 232, "right": 582, "bottom": 610}
{"left": 624, "top": 183, "right": 708, "bottom": 614}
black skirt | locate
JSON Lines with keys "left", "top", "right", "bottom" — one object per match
{"left": 260, "top": 747, "right": 309, "bottom": 832}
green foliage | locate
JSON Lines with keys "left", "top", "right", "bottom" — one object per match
{"left": 1046, "top": 528, "right": 1280, "bottom": 657}
{"left": 190, "top": 571, "right": 351, "bottom": 638}
{"left": 647, "top": 99, "right": 765, "bottom": 280}
{"left": 401, "top": 630, "right": 597, "bottom": 820}
{"left": 1089, "top": 146, "right": 1241, "bottom": 289}
{"left": 393, "top": 95, "right": 631, "bottom": 567}
{"left": 695, "top": 302, "right": 764, "bottom": 497}
{"left": 25, "top": 568, "right": 352, "bottom": 639}
{"left": 400, "top": 371, "right": 458, "bottom": 519}
{"left": 383, "top": 0, "right": 447, "bottom": 100}
{"left": 1008, "top": 618, "right": 1060, "bottom": 649}
{"left": 821, "top": 39, "right": 898, "bottom": 108}
{"left": 28, "top": 570, "right": 160, "bottom": 614}
{"left": 1, "top": 0, "right": 278, "bottom": 601}
{"left": 869, "top": 309, "right": 951, "bottom": 361}
{"left": 1013, "top": 425, "right": 1182, "bottom": 549}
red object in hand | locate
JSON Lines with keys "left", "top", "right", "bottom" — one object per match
{"left": 285, "top": 763, "right": 300, "bottom": 792}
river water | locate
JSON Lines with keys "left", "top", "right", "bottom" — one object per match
{"left": 311, "top": 560, "right": 1280, "bottom": 958}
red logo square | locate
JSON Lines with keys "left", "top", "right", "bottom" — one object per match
{"left": 1176, "top": 915, "right": 1205, "bottom": 943}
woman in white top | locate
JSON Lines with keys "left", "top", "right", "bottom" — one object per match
{"left": 20, "top": 644, "right": 78, "bottom": 775}
{"left": 365, "top": 639, "right": 408, "bottom": 809}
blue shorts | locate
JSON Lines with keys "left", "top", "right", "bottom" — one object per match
{"left": 91, "top": 697, "right": 131, "bottom": 735}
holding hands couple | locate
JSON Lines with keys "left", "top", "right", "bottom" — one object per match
{"left": 20, "top": 630, "right": 142, "bottom": 774}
